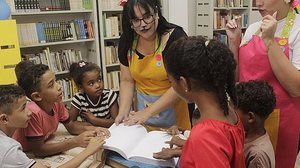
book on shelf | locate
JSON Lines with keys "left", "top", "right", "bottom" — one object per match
{"left": 213, "top": 11, "right": 248, "bottom": 29}
{"left": 17, "top": 19, "right": 94, "bottom": 46}
{"left": 30, "top": 124, "right": 101, "bottom": 168}
{"left": 100, "top": 0, "right": 122, "bottom": 10}
{"left": 6, "top": 0, "right": 93, "bottom": 13}
{"left": 107, "top": 71, "right": 120, "bottom": 91}
{"left": 103, "top": 13, "right": 122, "bottom": 38}
{"left": 103, "top": 123, "right": 177, "bottom": 167}
{"left": 214, "top": 0, "right": 244, "bottom": 7}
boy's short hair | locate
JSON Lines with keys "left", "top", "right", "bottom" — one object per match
{"left": 18, "top": 64, "right": 49, "bottom": 98}
{"left": 15, "top": 60, "right": 35, "bottom": 85}
{"left": 235, "top": 80, "right": 276, "bottom": 118}
{"left": 0, "top": 85, "right": 25, "bottom": 115}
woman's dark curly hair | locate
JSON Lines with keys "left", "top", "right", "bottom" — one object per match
{"left": 164, "top": 36, "right": 237, "bottom": 115}
{"left": 18, "top": 64, "right": 49, "bottom": 98}
{"left": 234, "top": 80, "right": 276, "bottom": 118}
{"left": 69, "top": 61, "right": 101, "bottom": 86}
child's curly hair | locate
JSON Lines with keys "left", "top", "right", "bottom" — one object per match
{"left": 18, "top": 64, "right": 49, "bottom": 98}
{"left": 235, "top": 80, "right": 276, "bottom": 118}
{"left": 164, "top": 36, "right": 236, "bottom": 115}
{"left": 69, "top": 61, "right": 101, "bottom": 87}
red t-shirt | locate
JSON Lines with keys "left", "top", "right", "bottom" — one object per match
{"left": 180, "top": 118, "right": 245, "bottom": 168}
{"left": 13, "top": 101, "right": 69, "bottom": 151}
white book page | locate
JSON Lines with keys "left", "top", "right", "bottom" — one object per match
{"left": 103, "top": 123, "right": 147, "bottom": 159}
{"left": 129, "top": 131, "right": 175, "bottom": 167}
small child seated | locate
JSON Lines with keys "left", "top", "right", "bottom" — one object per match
{"left": 153, "top": 108, "right": 201, "bottom": 160}
{"left": 69, "top": 61, "right": 119, "bottom": 128}
{"left": 235, "top": 80, "right": 276, "bottom": 168}
{"left": 0, "top": 85, "right": 105, "bottom": 168}
{"left": 13, "top": 63, "right": 109, "bottom": 157}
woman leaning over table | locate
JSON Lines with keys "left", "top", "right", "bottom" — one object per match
{"left": 114, "top": 0, "right": 191, "bottom": 131}
{"left": 226, "top": 0, "right": 300, "bottom": 167}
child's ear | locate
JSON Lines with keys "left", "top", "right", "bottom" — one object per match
{"left": 0, "top": 114, "right": 9, "bottom": 124}
{"left": 179, "top": 76, "right": 191, "bottom": 92}
{"left": 248, "top": 112, "right": 256, "bottom": 124}
{"left": 31, "top": 92, "right": 42, "bottom": 102}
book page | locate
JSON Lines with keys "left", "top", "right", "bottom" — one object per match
{"left": 35, "top": 154, "right": 94, "bottom": 168}
{"left": 129, "top": 131, "right": 176, "bottom": 167}
{"left": 103, "top": 123, "right": 147, "bottom": 159}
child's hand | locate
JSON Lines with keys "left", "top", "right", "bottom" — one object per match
{"left": 165, "top": 136, "right": 186, "bottom": 148}
{"left": 153, "top": 147, "right": 182, "bottom": 160}
{"left": 81, "top": 111, "right": 96, "bottom": 123}
{"left": 161, "top": 125, "right": 181, "bottom": 136}
{"left": 73, "top": 130, "right": 97, "bottom": 148}
{"left": 85, "top": 136, "right": 105, "bottom": 155}
{"left": 94, "top": 127, "right": 110, "bottom": 138}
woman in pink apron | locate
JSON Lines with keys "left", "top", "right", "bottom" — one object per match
{"left": 226, "top": 0, "right": 300, "bottom": 167}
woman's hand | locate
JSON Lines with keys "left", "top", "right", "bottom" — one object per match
{"left": 115, "top": 112, "right": 129, "bottom": 125}
{"left": 261, "top": 12, "right": 277, "bottom": 47}
{"left": 225, "top": 16, "right": 242, "bottom": 41}
{"left": 124, "top": 110, "right": 151, "bottom": 126}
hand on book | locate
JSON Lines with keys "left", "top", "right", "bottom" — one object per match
{"left": 153, "top": 147, "right": 182, "bottom": 160}
{"left": 94, "top": 127, "right": 110, "bottom": 138}
{"left": 161, "top": 125, "right": 181, "bottom": 136}
{"left": 73, "top": 130, "right": 98, "bottom": 148}
{"left": 114, "top": 112, "right": 129, "bottom": 125}
{"left": 123, "top": 111, "right": 150, "bottom": 126}
{"left": 165, "top": 136, "right": 186, "bottom": 148}
{"left": 85, "top": 136, "right": 105, "bottom": 155}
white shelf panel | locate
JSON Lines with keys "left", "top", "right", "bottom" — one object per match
{"left": 213, "top": 27, "right": 247, "bottom": 31}
{"left": 20, "top": 39, "right": 95, "bottom": 48}
{"left": 104, "top": 36, "right": 120, "bottom": 40}
{"left": 11, "top": 10, "right": 93, "bottom": 16}
{"left": 106, "top": 63, "right": 120, "bottom": 68}
{"left": 55, "top": 70, "right": 69, "bottom": 75}
{"left": 102, "top": 9, "right": 123, "bottom": 12}
{"left": 213, "top": 7, "right": 248, "bottom": 10}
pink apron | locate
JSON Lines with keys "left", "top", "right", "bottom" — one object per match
{"left": 239, "top": 28, "right": 300, "bottom": 168}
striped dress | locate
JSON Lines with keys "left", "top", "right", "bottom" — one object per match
{"left": 71, "top": 89, "right": 118, "bottom": 121}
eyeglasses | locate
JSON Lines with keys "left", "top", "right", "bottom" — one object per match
{"left": 130, "top": 14, "right": 155, "bottom": 28}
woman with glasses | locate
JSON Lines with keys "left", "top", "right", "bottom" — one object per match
{"left": 115, "top": 0, "right": 191, "bottom": 131}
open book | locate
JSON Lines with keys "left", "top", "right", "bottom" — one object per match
{"left": 103, "top": 123, "right": 177, "bottom": 167}
{"left": 31, "top": 124, "right": 102, "bottom": 168}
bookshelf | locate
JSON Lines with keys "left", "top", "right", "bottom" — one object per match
{"left": 6, "top": 0, "right": 101, "bottom": 102}
{"left": 196, "top": 0, "right": 254, "bottom": 44}
{"left": 98, "top": 0, "right": 122, "bottom": 92}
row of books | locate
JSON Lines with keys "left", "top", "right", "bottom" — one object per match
{"left": 100, "top": 0, "right": 122, "bottom": 10}
{"left": 103, "top": 13, "right": 122, "bottom": 38}
{"left": 213, "top": 11, "right": 248, "bottom": 29}
{"left": 214, "top": 0, "right": 246, "bottom": 8}
{"left": 23, "top": 47, "right": 83, "bottom": 73}
{"left": 17, "top": 19, "right": 94, "bottom": 46}
{"left": 57, "top": 78, "right": 77, "bottom": 101}
{"left": 6, "top": 0, "right": 92, "bottom": 13}
{"left": 105, "top": 45, "right": 119, "bottom": 65}
{"left": 107, "top": 71, "right": 120, "bottom": 91}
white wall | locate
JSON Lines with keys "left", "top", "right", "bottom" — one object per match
{"left": 163, "top": 0, "right": 196, "bottom": 36}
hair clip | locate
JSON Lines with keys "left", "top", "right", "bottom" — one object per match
{"left": 119, "top": 0, "right": 128, "bottom": 7}
{"left": 291, "top": 0, "right": 299, "bottom": 9}
{"left": 79, "top": 62, "right": 86, "bottom": 67}
{"left": 205, "top": 40, "right": 210, "bottom": 46}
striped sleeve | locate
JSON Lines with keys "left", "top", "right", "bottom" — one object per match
{"left": 71, "top": 93, "right": 82, "bottom": 110}
{"left": 107, "top": 90, "right": 118, "bottom": 108}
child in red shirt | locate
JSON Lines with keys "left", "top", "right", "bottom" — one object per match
{"left": 163, "top": 36, "right": 245, "bottom": 168}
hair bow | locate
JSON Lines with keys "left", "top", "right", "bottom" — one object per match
{"left": 119, "top": 0, "right": 128, "bottom": 7}
{"left": 79, "top": 62, "right": 86, "bottom": 67}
